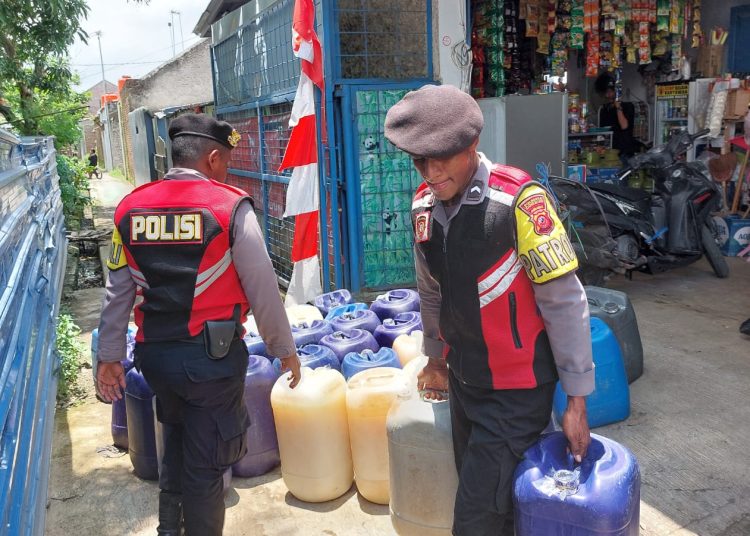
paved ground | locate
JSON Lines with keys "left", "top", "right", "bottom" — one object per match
{"left": 45, "top": 172, "right": 750, "bottom": 535}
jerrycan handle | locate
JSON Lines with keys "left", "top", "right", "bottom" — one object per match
{"left": 332, "top": 331, "right": 350, "bottom": 340}
{"left": 418, "top": 389, "right": 449, "bottom": 402}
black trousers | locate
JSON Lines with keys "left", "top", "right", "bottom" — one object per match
{"left": 136, "top": 339, "right": 249, "bottom": 536}
{"left": 449, "top": 371, "right": 555, "bottom": 536}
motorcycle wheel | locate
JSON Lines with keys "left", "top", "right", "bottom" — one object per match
{"left": 701, "top": 224, "right": 729, "bottom": 278}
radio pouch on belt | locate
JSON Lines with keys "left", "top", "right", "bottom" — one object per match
{"left": 203, "top": 305, "right": 242, "bottom": 360}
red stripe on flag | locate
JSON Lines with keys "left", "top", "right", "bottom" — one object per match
{"left": 293, "top": 0, "right": 324, "bottom": 89}
{"left": 291, "top": 210, "right": 319, "bottom": 262}
{"left": 278, "top": 114, "right": 317, "bottom": 172}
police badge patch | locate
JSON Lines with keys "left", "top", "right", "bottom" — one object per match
{"left": 517, "top": 193, "right": 555, "bottom": 236}
{"left": 415, "top": 211, "right": 432, "bottom": 243}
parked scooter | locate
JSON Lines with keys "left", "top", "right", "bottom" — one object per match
{"left": 550, "top": 128, "right": 729, "bottom": 285}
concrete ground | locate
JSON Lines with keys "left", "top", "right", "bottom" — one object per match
{"left": 46, "top": 173, "right": 750, "bottom": 535}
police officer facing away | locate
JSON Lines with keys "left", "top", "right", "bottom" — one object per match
{"left": 96, "top": 114, "right": 300, "bottom": 536}
{"left": 384, "top": 85, "right": 594, "bottom": 536}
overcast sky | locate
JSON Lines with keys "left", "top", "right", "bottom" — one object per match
{"left": 70, "top": 0, "right": 209, "bottom": 92}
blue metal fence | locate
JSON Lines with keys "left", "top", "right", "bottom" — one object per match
{"left": 0, "top": 131, "right": 67, "bottom": 535}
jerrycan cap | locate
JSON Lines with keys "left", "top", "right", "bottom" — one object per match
{"left": 552, "top": 469, "right": 580, "bottom": 494}
{"left": 602, "top": 302, "right": 621, "bottom": 314}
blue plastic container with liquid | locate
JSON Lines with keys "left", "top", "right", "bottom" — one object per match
{"left": 232, "top": 355, "right": 281, "bottom": 477}
{"left": 513, "top": 431, "right": 640, "bottom": 535}
{"left": 125, "top": 368, "right": 158, "bottom": 480}
{"left": 318, "top": 329, "right": 380, "bottom": 363}
{"left": 341, "top": 348, "right": 400, "bottom": 381}
{"left": 330, "top": 309, "right": 381, "bottom": 334}
{"left": 373, "top": 312, "right": 423, "bottom": 348}
{"left": 325, "top": 302, "right": 369, "bottom": 321}
{"left": 369, "top": 289, "right": 420, "bottom": 321}
{"left": 274, "top": 344, "right": 340, "bottom": 374}
{"left": 553, "top": 318, "right": 630, "bottom": 428}
{"left": 314, "top": 289, "right": 353, "bottom": 316}
{"left": 291, "top": 319, "right": 333, "bottom": 347}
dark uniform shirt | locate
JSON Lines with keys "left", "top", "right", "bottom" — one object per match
{"left": 599, "top": 102, "right": 637, "bottom": 157}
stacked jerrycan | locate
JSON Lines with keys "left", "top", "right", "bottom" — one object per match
{"left": 345, "top": 367, "right": 406, "bottom": 504}
{"left": 125, "top": 367, "right": 158, "bottom": 480}
{"left": 325, "top": 302, "right": 368, "bottom": 321}
{"left": 374, "top": 312, "right": 423, "bottom": 348}
{"left": 314, "top": 289, "right": 353, "bottom": 317}
{"left": 387, "top": 356, "right": 457, "bottom": 535}
{"left": 392, "top": 331, "right": 424, "bottom": 367}
{"left": 513, "top": 431, "right": 641, "bottom": 535}
{"left": 342, "top": 348, "right": 401, "bottom": 381}
{"left": 370, "top": 289, "right": 420, "bottom": 320}
{"left": 330, "top": 309, "right": 381, "bottom": 334}
{"left": 291, "top": 319, "right": 333, "bottom": 347}
{"left": 232, "top": 355, "right": 280, "bottom": 477}
{"left": 273, "top": 344, "right": 340, "bottom": 374}
{"left": 271, "top": 367, "right": 353, "bottom": 502}
{"left": 585, "top": 286, "right": 644, "bottom": 383}
{"left": 553, "top": 317, "right": 630, "bottom": 428}
{"left": 318, "top": 329, "right": 379, "bottom": 364}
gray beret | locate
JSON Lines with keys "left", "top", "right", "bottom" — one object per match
{"left": 384, "top": 85, "right": 483, "bottom": 159}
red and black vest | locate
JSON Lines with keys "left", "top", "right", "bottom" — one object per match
{"left": 114, "top": 179, "right": 250, "bottom": 343}
{"left": 412, "top": 165, "right": 558, "bottom": 390}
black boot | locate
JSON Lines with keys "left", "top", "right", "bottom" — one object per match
{"left": 157, "top": 491, "right": 183, "bottom": 535}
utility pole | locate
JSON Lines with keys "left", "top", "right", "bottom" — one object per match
{"left": 171, "top": 10, "right": 184, "bottom": 52}
{"left": 94, "top": 31, "right": 113, "bottom": 171}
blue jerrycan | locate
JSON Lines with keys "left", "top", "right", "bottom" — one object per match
{"left": 291, "top": 319, "right": 333, "bottom": 347}
{"left": 325, "top": 302, "right": 368, "bottom": 321}
{"left": 553, "top": 317, "right": 630, "bottom": 428}
{"left": 341, "top": 348, "right": 401, "bottom": 381}
{"left": 330, "top": 309, "right": 381, "bottom": 334}
{"left": 125, "top": 368, "right": 158, "bottom": 480}
{"left": 514, "top": 432, "right": 640, "bottom": 535}
{"left": 373, "top": 312, "right": 423, "bottom": 348}
{"left": 369, "top": 289, "right": 420, "bottom": 321}
{"left": 318, "top": 329, "right": 380, "bottom": 363}
{"left": 314, "top": 289, "right": 353, "bottom": 316}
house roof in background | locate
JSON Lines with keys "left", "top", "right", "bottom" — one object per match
{"left": 193, "top": 0, "right": 247, "bottom": 37}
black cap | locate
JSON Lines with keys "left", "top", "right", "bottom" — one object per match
{"left": 168, "top": 113, "right": 241, "bottom": 149}
{"left": 384, "top": 85, "right": 483, "bottom": 159}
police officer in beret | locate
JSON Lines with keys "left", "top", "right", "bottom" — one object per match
{"left": 96, "top": 113, "right": 301, "bottom": 535}
{"left": 385, "top": 85, "right": 594, "bottom": 536}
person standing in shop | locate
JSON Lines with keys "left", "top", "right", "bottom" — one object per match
{"left": 596, "top": 72, "right": 638, "bottom": 161}
{"left": 95, "top": 113, "right": 300, "bottom": 536}
{"left": 384, "top": 84, "right": 594, "bottom": 536}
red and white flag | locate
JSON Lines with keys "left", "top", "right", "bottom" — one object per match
{"left": 279, "top": 0, "right": 324, "bottom": 306}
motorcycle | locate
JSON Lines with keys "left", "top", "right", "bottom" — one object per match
{"left": 549, "top": 128, "right": 729, "bottom": 285}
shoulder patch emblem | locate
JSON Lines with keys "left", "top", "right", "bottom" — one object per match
{"left": 415, "top": 211, "right": 432, "bottom": 243}
{"left": 517, "top": 193, "right": 555, "bottom": 236}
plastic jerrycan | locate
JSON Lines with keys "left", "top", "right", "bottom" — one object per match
{"left": 553, "top": 318, "right": 630, "bottom": 428}
{"left": 314, "top": 289, "right": 353, "bottom": 316}
{"left": 244, "top": 334, "right": 268, "bottom": 359}
{"left": 374, "top": 312, "right": 423, "bottom": 348}
{"left": 325, "top": 302, "right": 369, "bottom": 321}
{"left": 392, "top": 331, "right": 424, "bottom": 367}
{"left": 513, "top": 432, "right": 641, "bottom": 535}
{"left": 319, "top": 329, "right": 380, "bottom": 363}
{"left": 370, "top": 289, "right": 421, "bottom": 321}
{"left": 232, "top": 355, "right": 281, "bottom": 477}
{"left": 291, "top": 319, "right": 333, "bottom": 347}
{"left": 387, "top": 386, "right": 457, "bottom": 535}
{"left": 271, "top": 367, "right": 353, "bottom": 502}
{"left": 330, "top": 309, "right": 381, "bottom": 334}
{"left": 125, "top": 368, "right": 158, "bottom": 480}
{"left": 273, "top": 344, "right": 340, "bottom": 374}
{"left": 91, "top": 326, "right": 136, "bottom": 382}
{"left": 342, "top": 348, "right": 401, "bottom": 381}
{"left": 346, "top": 367, "right": 406, "bottom": 505}
{"left": 585, "top": 286, "right": 644, "bottom": 383}
{"left": 285, "top": 304, "right": 323, "bottom": 325}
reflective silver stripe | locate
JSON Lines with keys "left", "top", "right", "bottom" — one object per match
{"left": 487, "top": 188, "right": 514, "bottom": 206}
{"left": 194, "top": 252, "right": 232, "bottom": 297}
{"left": 129, "top": 267, "right": 149, "bottom": 289}
{"left": 196, "top": 250, "right": 232, "bottom": 285}
{"left": 478, "top": 260, "right": 523, "bottom": 307}
{"left": 477, "top": 252, "right": 518, "bottom": 294}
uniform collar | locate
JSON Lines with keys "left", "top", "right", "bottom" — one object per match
{"left": 459, "top": 152, "right": 492, "bottom": 206}
{"left": 163, "top": 167, "right": 210, "bottom": 181}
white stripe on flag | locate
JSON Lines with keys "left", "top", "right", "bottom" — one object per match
{"left": 293, "top": 35, "right": 314, "bottom": 63}
{"left": 289, "top": 73, "right": 315, "bottom": 128}
{"left": 285, "top": 255, "right": 322, "bottom": 306}
{"left": 284, "top": 163, "right": 319, "bottom": 218}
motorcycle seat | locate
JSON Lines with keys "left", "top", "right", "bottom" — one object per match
{"left": 589, "top": 183, "right": 652, "bottom": 204}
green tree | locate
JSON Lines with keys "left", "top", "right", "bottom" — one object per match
{"left": 0, "top": 0, "right": 89, "bottom": 135}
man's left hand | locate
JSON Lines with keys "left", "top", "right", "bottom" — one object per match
{"left": 562, "top": 395, "right": 591, "bottom": 463}
{"left": 96, "top": 361, "right": 126, "bottom": 402}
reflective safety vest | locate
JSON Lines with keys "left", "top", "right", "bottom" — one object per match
{"left": 412, "top": 164, "right": 578, "bottom": 389}
{"left": 111, "top": 179, "right": 250, "bottom": 343}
